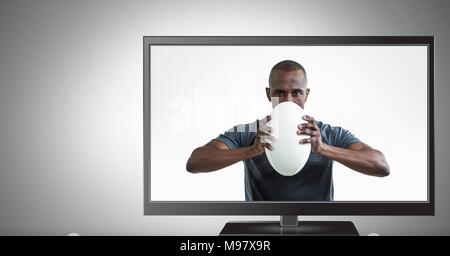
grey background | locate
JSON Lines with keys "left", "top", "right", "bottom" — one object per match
{"left": 0, "top": 0, "right": 448, "bottom": 235}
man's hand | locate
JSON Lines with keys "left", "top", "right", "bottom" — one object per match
{"left": 251, "top": 115, "right": 276, "bottom": 156}
{"left": 297, "top": 115, "right": 324, "bottom": 154}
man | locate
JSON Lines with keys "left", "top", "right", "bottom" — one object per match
{"left": 186, "top": 60, "right": 390, "bottom": 201}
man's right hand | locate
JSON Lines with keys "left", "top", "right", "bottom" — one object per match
{"left": 186, "top": 115, "right": 277, "bottom": 173}
{"left": 251, "top": 115, "right": 276, "bottom": 155}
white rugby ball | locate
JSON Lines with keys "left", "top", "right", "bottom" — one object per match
{"left": 264, "top": 101, "right": 311, "bottom": 176}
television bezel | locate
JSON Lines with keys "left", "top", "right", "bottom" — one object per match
{"left": 143, "top": 36, "right": 434, "bottom": 215}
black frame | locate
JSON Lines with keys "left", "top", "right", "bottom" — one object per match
{"left": 144, "top": 36, "right": 434, "bottom": 215}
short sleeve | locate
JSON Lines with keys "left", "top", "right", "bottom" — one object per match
{"left": 319, "top": 121, "right": 360, "bottom": 148}
{"left": 332, "top": 127, "right": 360, "bottom": 148}
{"left": 214, "top": 121, "right": 258, "bottom": 149}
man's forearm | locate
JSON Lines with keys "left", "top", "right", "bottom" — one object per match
{"left": 186, "top": 146, "right": 259, "bottom": 173}
{"left": 320, "top": 144, "right": 390, "bottom": 177}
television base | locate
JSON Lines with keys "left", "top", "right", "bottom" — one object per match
{"left": 219, "top": 221, "right": 359, "bottom": 236}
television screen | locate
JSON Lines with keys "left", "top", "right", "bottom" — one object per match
{"left": 143, "top": 37, "right": 434, "bottom": 233}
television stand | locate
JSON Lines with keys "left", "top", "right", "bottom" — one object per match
{"left": 219, "top": 215, "right": 359, "bottom": 236}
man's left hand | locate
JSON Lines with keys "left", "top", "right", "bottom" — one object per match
{"left": 297, "top": 115, "right": 325, "bottom": 154}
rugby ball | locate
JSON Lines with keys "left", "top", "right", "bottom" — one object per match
{"left": 265, "top": 101, "right": 311, "bottom": 176}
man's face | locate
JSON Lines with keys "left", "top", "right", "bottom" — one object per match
{"left": 266, "top": 70, "right": 310, "bottom": 109}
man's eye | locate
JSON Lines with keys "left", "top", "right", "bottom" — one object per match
{"left": 276, "top": 91, "right": 284, "bottom": 96}
{"left": 293, "top": 91, "right": 302, "bottom": 96}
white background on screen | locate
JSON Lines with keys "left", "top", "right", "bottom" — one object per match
{"left": 150, "top": 45, "right": 427, "bottom": 201}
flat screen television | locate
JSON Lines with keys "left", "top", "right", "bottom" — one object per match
{"left": 143, "top": 36, "right": 434, "bottom": 235}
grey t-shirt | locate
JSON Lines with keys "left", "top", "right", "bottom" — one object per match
{"left": 215, "top": 120, "right": 360, "bottom": 201}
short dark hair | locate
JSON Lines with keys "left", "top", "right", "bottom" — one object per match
{"left": 268, "top": 60, "right": 307, "bottom": 86}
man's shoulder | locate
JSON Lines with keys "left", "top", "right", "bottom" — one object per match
{"left": 316, "top": 120, "right": 360, "bottom": 147}
{"left": 226, "top": 120, "right": 259, "bottom": 134}
{"left": 316, "top": 120, "right": 343, "bottom": 139}
{"left": 219, "top": 120, "right": 258, "bottom": 148}
{"left": 316, "top": 120, "right": 342, "bottom": 131}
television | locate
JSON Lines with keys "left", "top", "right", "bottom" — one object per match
{"left": 143, "top": 36, "right": 434, "bottom": 235}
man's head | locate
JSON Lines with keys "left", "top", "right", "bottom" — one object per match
{"left": 266, "top": 60, "right": 310, "bottom": 109}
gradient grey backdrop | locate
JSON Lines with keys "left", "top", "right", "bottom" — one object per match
{"left": 0, "top": 0, "right": 448, "bottom": 235}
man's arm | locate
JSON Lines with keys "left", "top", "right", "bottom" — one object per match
{"left": 186, "top": 116, "right": 275, "bottom": 173}
{"left": 186, "top": 140, "right": 259, "bottom": 173}
{"left": 319, "top": 142, "right": 390, "bottom": 177}
{"left": 298, "top": 115, "right": 390, "bottom": 177}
